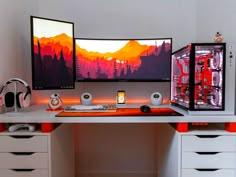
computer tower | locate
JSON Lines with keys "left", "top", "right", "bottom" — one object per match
{"left": 171, "top": 43, "right": 226, "bottom": 111}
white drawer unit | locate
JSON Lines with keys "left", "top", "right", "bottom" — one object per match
{"left": 182, "top": 135, "right": 236, "bottom": 152}
{"left": 182, "top": 169, "right": 235, "bottom": 177}
{"left": 0, "top": 152, "right": 48, "bottom": 169}
{"left": 0, "top": 169, "right": 49, "bottom": 177}
{"left": 0, "top": 135, "right": 48, "bottom": 152}
{"left": 181, "top": 132, "right": 236, "bottom": 177}
{"left": 0, "top": 124, "right": 75, "bottom": 177}
{"left": 182, "top": 152, "right": 236, "bottom": 168}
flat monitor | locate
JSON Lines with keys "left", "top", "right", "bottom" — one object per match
{"left": 30, "top": 16, "right": 75, "bottom": 90}
{"left": 75, "top": 38, "right": 172, "bottom": 82}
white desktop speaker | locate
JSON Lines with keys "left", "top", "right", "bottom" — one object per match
{"left": 80, "top": 93, "right": 93, "bottom": 105}
{"left": 150, "top": 92, "right": 162, "bottom": 106}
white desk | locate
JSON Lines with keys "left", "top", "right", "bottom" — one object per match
{"left": 0, "top": 104, "right": 235, "bottom": 123}
{"left": 0, "top": 104, "right": 236, "bottom": 177}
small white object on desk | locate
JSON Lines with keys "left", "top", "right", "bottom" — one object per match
{"left": 8, "top": 123, "right": 36, "bottom": 132}
{"left": 150, "top": 92, "right": 163, "bottom": 106}
{"left": 80, "top": 93, "right": 93, "bottom": 105}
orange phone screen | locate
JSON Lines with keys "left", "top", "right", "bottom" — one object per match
{"left": 117, "top": 91, "right": 126, "bottom": 104}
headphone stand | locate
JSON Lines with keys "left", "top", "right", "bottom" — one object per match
{"left": 13, "top": 81, "right": 18, "bottom": 112}
{"left": 5, "top": 81, "right": 19, "bottom": 113}
{"left": 1, "top": 78, "right": 31, "bottom": 112}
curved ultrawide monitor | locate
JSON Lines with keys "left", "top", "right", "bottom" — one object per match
{"left": 75, "top": 38, "right": 172, "bottom": 82}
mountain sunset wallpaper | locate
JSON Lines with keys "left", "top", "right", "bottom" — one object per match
{"left": 31, "top": 16, "right": 74, "bottom": 89}
{"left": 75, "top": 38, "right": 172, "bottom": 81}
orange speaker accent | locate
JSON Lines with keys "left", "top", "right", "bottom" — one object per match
{"left": 35, "top": 96, "right": 170, "bottom": 105}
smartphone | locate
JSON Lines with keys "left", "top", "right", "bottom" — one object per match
{"left": 117, "top": 90, "right": 126, "bottom": 104}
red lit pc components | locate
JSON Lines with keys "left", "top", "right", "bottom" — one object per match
{"left": 171, "top": 43, "right": 226, "bottom": 111}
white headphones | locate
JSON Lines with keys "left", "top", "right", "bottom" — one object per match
{"left": 0, "top": 78, "right": 31, "bottom": 108}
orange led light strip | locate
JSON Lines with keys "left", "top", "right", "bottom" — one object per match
{"left": 36, "top": 98, "right": 169, "bottom": 105}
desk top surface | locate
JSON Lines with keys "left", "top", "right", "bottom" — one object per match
{"left": 0, "top": 104, "right": 235, "bottom": 123}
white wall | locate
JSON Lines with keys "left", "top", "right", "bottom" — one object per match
{"left": 1, "top": 1, "right": 236, "bottom": 177}
{"left": 1, "top": 1, "right": 235, "bottom": 104}
{"left": 36, "top": 0, "right": 197, "bottom": 50}
{"left": 0, "top": 0, "right": 38, "bottom": 84}
{"left": 196, "top": 0, "right": 236, "bottom": 114}
{"left": 0, "top": 0, "right": 197, "bottom": 102}
{"left": 28, "top": 0, "right": 197, "bottom": 104}
{"left": 196, "top": 0, "right": 236, "bottom": 43}
{"left": 76, "top": 123, "right": 158, "bottom": 177}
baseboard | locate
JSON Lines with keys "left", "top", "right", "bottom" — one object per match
{"left": 78, "top": 171, "right": 157, "bottom": 177}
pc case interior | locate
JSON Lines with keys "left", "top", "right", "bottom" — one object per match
{"left": 171, "top": 43, "right": 226, "bottom": 111}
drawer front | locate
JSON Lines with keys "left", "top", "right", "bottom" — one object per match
{"left": 182, "top": 152, "right": 236, "bottom": 168}
{"left": 0, "top": 135, "right": 48, "bottom": 152}
{"left": 0, "top": 153, "right": 48, "bottom": 169}
{"left": 0, "top": 169, "right": 48, "bottom": 177}
{"left": 182, "top": 169, "right": 235, "bottom": 177}
{"left": 182, "top": 135, "right": 236, "bottom": 152}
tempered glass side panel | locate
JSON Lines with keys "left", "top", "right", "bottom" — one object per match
{"left": 193, "top": 44, "right": 225, "bottom": 110}
{"left": 171, "top": 47, "right": 190, "bottom": 108}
